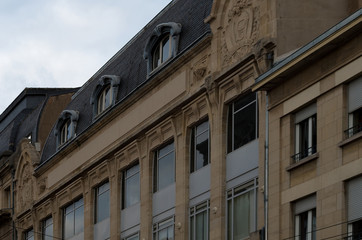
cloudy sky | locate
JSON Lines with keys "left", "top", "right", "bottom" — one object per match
{"left": 0, "top": 0, "right": 171, "bottom": 114}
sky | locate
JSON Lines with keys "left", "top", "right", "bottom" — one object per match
{"left": 0, "top": 0, "right": 172, "bottom": 115}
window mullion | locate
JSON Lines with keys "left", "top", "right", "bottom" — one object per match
{"left": 308, "top": 117, "right": 313, "bottom": 155}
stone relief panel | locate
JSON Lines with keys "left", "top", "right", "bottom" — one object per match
{"left": 222, "top": 0, "right": 259, "bottom": 66}
{"left": 17, "top": 162, "right": 34, "bottom": 212}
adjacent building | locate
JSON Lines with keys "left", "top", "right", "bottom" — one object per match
{"left": 0, "top": 1, "right": 361, "bottom": 240}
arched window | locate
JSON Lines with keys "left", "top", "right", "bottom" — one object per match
{"left": 91, "top": 75, "right": 120, "bottom": 118}
{"left": 55, "top": 110, "right": 79, "bottom": 148}
{"left": 144, "top": 22, "right": 182, "bottom": 75}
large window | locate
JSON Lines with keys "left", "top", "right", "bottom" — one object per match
{"left": 190, "top": 120, "right": 209, "bottom": 173}
{"left": 63, "top": 198, "right": 84, "bottom": 239}
{"left": 292, "top": 104, "right": 317, "bottom": 162}
{"left": 97, "top": 85, "right": 112, "bottom": 115}
{"left": 227, "top": 179, "right": 258, "bottom": 240}
{"left": 294, "top": 195, "right": 316, "bottom": 240}
{"left": 227, "top": 93, "right": 257, "bottom": 153}
{"left": 154, "top": 142, "right": 175, "bottom": 192}
{"left": 153, "top": 217, "right": 174, "bottom": 240}
{"left": 95, "top": 182, "right": 110, "bottom": 223}
{"left": 24, "top": 229, "right": 34, "bottom": 240}
{"left": 42, "top": 217, "right": 53, "bottom": 240}
{"left": 347, "top": 176, "right": 362, "bottom": 239}
{"left": 122, "top": 163, "right": 140, "bottom": 209}
{"left": 346, "top": 77, "right": 362, "bottom": 138}
{"left": 190, "top": 201, "right": 209, "bottom": 240}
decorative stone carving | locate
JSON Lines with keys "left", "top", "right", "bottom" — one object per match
{"left": 222, "top": 0, "right": 259, "bottom": 65}
{"left": 193, "top": 55, "right": 209, "bottom": 82}
{"left": 18, "top": 164, "right": 34, "bottom": 211}
{"left": 37, "top": 177, "right": 47, "bottom": 195}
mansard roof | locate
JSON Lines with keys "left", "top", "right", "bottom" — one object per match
{"left": 39, "top": 0, "right": 213, "bottom": 165}
{"left": 0, "top": 88, "right": 78, "bottom": 155}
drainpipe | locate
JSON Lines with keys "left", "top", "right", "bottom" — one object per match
{"left": 264, "top": 92, "right": 269, "bottom": 240}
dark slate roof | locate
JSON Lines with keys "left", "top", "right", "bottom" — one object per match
{"left": 0, "top": 88, "right": 78, "bottom": 155}
{"left": 40, "top": 0, "right": 213, "bottom": 164}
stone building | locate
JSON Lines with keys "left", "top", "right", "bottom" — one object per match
{"left": 0, "top": 0, "right": 361, "bottom": 240}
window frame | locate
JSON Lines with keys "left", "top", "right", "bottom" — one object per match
{"left": 190, "top": 119, "right": 210, "bottom": 173}
{"left": 24, "top": 228, "right": 34, "bottom": 240}
{"left": 153, "top": 141, "right": 175, "bottom": 193}
{"left": 122, "top": 162, "right": 140, "bottom": 209}
{"left": 55, "top": 110, "right": 79, "bottom": 149}
{"left": 97, "top": 85, "right": 112, "bottom": 115}
{"left": 227, "top": 92, "right": 258, "bottom": 153}
{"left": 189, "top": 200, "right": 210, "bottom": 240}
{"left": 294, "top": 209, "right": 316, "bottom": 240}
{"left": 94, "top": 181, "right": 110, "bottom": 224}
{"left": 153, "top": 217, "right": 174, "bottom": 240}
{"left": 42, "top": 216, "right": 53, "bottom": 240}
{"left": 226, "top": 178, "right": 258, "bottom": 240}
{"left": 62, "top": 197, "right": 84, "bottom": 239}
{"left": 292, "top": 112, "right": 317, "bottom": 163}
{"left": 152, "top": 34, "right": 172, "bottom": 70}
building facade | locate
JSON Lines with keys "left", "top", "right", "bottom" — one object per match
{"left": 0, "top": 1, "right": 361, "bottom": 240}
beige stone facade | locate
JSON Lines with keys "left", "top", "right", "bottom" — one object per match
{"left": 0, "top": 1, "right": 361, "bottom": 240}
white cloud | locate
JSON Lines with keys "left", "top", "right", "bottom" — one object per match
{"left": 0, "top": 0, "right": 171, "bottom": 114}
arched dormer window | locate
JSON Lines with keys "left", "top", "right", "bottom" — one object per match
{"left": 91, "top": 75, "right": 120, "bottom": 117}
{"left": 54, "top": 110, "right": 79, "bottom": 148}
{"left": 144, "top": 22, "right": 182, "bottom": 75}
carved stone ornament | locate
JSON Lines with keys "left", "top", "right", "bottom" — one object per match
{"left": 18, "top": 164, "right": 34, "bottom": 211}
{"left": 222, "top": 0, "right": 259, "bottom": 65}
{"left": 193, "top": 55, "right": 209, "bottom": 82}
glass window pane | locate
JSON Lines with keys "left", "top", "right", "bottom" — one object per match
{"left": 74, "top": 205, "right": 84, "bottom": 235}
{"left": 104, "top": 87, "right": 111, "bottom": 109}
{"left": 234, "top": 93, "right": 256, "bottom": 111}
{"left": 64, "top": 212, "right": 74, "bottom": 239}
{"left": 233, "top": 192, "right": 250, "bottom": 239}
{"left": 125, "top": 173, "right": 140, "bottom": 207}
{"left": 233, "top": 102, "right": 256, "bottom": 149}
{"left": 158, "top": 151, "right": 175, "bottom": 190}
{"left": 126, "top": 164, "right": 140, "bottom": 177}
{"left": 167, "top": 225, "right": 174, "bottom": 240}
{"left": 196, "top": 211, "right": 207, "bottom": 240}
{"left": 162, "top": 37, "right": 170, "bottom": 63}
{"left": 196, "top": 131, "right": 209, "bottom": 170}
{"left": 159, "top": 142, "right": 174, "bottom": 158}
{"left": 97, "top": 190, "right": 110, "bottom": 222}
{"left": 153, "top": 45, "right": 160, "bottom": 69}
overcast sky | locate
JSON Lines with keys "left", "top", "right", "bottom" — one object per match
{"left": 0, "top": 0, "right": 172, "bottom": 115}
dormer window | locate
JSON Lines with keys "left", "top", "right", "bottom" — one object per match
{"left": 91, "top": 75, "right": 120, "bottom": 118}
{"left": 60, "top": 119, "right": 71, "bottom": 145}
{"left": 55, "top": 110, "right": 79, "bottom": 148}
{"left": 97, "top": 85, "right": 112, "bottom": 115}
{"left": 153, "top": 35, "right": 172, "bottom": 70}
{"left": 144, "top": 22, "right": 181, "bottom": 74}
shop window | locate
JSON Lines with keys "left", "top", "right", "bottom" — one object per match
{"left": 55, "top": 110, "right": 79, "bottom": 148}
{"left": 227, "top": 92, "right": 257, "bottom": 153}
{"left": 42, "top": 217, "right": 53, "bottom": 240}
{"left": 227, "top": 179, "right": 258, "bottom": 240}
{"left": 95, "top": 182, "right": 110, "bottom": 223}
{"left": 122, "top": 163, "right": 140, "bottom": 209}
{"left": 190, "top": 201, "right": 209, "bottom": 240}
{"left": 346, "top": 77, "right": 362, "bottom": 138}
{"left": 153, "top": 142, "right": 175, "bottom": 192}
{"left": 63, "top": 198, "right": 84, "bottom": 239}
{"left": 144, "top": 22, "right": 181, "bottom": 75}
{"left": 190, "top": 120, "right": 209, "bottom": 173}
{"left": 153, "top": 217, "right": 174, "bottom": 240}
{"left": 292, "top": 104, "right": 317, "bottom": 162}
{"left": 91, "top": 75, "right": 120, "bottom": 117}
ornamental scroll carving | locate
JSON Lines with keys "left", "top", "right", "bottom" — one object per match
{"left": 18, "top": 163, "right": 34, "bottom": 211}
{"left": 222, "top": 0, "right": 259, "bottom": 66}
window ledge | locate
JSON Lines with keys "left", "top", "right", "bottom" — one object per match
{"left": 338, "top": 131, "right": 362, "bottom": 147}
{"left": 286, "top": 152, "right": 319, "bottom": 171}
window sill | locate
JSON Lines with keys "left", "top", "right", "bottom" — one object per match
{"left": 338, "top": 131, "right": 362, "bottom": 148}
{"left": 286, "top": 152, "right": 319, "bottom": 171}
